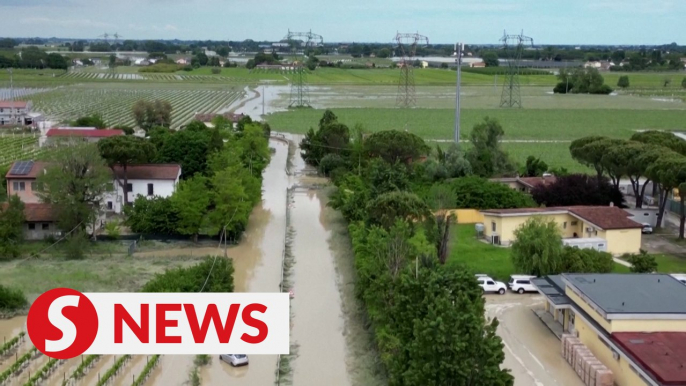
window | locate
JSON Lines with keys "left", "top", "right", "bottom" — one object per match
{"left": 147, "top": 183, "right": 154, "bottom": 196}
{"left": 107, "top": 201, "right": 113, "bottom": 210}
{"left": 571, "top": 221, "right": 578, "bottom": 226}
{"left": 491, "top": 222, "right": 496, "bottom": 232}
{"left": 13, "top": 181, "right": 25, "bottom": 191}
{"left": 42, "top": 223, "right": 49, "bottom": 230}
{"left": 563, "top": 222, "right": 567, "bottom": 229}
{"left": 520, "top": 280, "right": 530, "bottom": 285}
{"left": 487, "top": 280, "right": 495, "bottom": 285}
{"left": 28, "top": 223, "right": 35, "bottom": 230}
{"left": 126, "top": 183, "right": 133, "bottom": 192}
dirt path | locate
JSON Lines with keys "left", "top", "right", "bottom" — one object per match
{"left": 486, "top": 294, "right": 583, "bottom": 386}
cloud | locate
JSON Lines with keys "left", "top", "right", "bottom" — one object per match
{"left": 127, "top": 24, "right": 180, "bottom": 33}
{"left": 0, "top": 0, "right": 79, "bottom": 6}
{"left": 587, "top": 0, "right": 676, "bottom": 13}
{"left": 20, "top": 17, "right": 114, "bottom": 28}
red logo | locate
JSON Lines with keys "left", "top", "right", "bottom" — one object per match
{"left": 27, "top": 288, "right": 98, "bottom": 359}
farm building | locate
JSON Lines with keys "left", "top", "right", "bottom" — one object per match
{"left": 105, "top": 164, "right": 182, "bottom": 214}
{"left": 0, "top": 101, "right": 36, "bottom": 126}
{"left": 42, "top": 127, "right": 124, "bottom": 147}
{"left": 490, "top": 175, "right": 557, "bottom": 194}
{"left": 480, "top": 205, "right": 643, "bottom": 255}
{"left": 532, "top": 273, "right": 686, "bottom": 386}
{"left": 0, "top": 202, "right": 59, "bottom": 240}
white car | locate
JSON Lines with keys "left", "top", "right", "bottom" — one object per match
{"left": 508, "top": 275, "right": 537, "bottom": 294}
{"left": 219, "top": 354, "right": 249, "bottom": 367}
{"left": 642, "top": 224, "right": 653, "bottom": 234}
{"left": 476, "top": 276, "right": 507, "bottom": 294}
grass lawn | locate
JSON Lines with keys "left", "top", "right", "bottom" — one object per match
{"left": 448, "top": 224, "right": 638, "bottom": 281}
{"left": 653, "top": 253, "right": 686, "bottom": 273}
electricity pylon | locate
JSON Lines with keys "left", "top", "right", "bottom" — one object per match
{"left": 283, "top": 29, "right": 323, "bottom": 108}
{"left": 499, "top": 30, "right": 534, "bottom": 108}
{"left": 394, "top": 32, "right": 429, "bottom": 108}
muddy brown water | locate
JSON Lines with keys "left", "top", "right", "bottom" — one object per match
{"left": 289, "top": 189, "right": 351, "bottom": 386}
{"left": 486, "top": 294, "right": 584, "bottom": 386}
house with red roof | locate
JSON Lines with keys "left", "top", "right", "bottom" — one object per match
{"left": 43, "top": 127, "right": 124, "bottom": 146}
{"left": 0, "top": 202, "right": 59, "bottom": 240}
{"left": 490, "top": 175, "right": 557, "bottom": 194}
{"left": 0, "top": 100, "right": 36, "bottom": 126}
{"left": 480, "top": 205, "right": 643, "bottom": 255}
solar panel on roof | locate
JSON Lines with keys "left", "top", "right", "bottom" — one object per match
{"left": 9, "top": 161, "right": 34, "bottom": 175}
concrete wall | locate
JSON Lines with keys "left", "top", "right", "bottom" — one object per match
{"left": 600, "top": 228, "right": 642, "bottom": 255}
{"left": 445, "top": 209, "right": 484, "bottom": 224}
{"left": 6, "top": 178, "right": 40, "bottom": 203}
{"left": 24, "top": 222, "right": 59, "bottom": 241}
{"left": 625, "top": 208, "right": 658, "bottom": 227}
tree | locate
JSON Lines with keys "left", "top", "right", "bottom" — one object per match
{"left": 569, "top": 136, "right": 609, "bottom": 182}
{"left": 682, "top": 78, "right": 686, "bottom": 89}
{"left": 364, "top": 130, "right": 430, "bottom": 164}
{"left": 196, "top": 52, "right": 209, "bottom": 66}
{"left": 0, "top": 195, "right": 25, "bottom": 259}
{"left": 300, "top": 119, "right": 351, "bottom": 165}
{"left": 554, "top": 67, "right": 612, "bottom": 94}
{"left": 531, "top": 174, "right": 625, "bottom": 207}
{"left": 237, "top": 124, "right": 270, "bottom": 176}
{"left": 156, "top": 129, "right": 212, "bottom": 178}
{"left": 46, "top": 53, "right": 68, "bottom": 70}
{"left": 36, "top": 144, "right": 111, "bottom": 246}
{"left": 132, "top": 100, "right": 173, "bottom": 132}
{"left": 511, "top": 217, "right": 563, "bottom": 277}
{"left": 172, "top": 176, "right": 211, "bottom": 242}
{"left": 72, "top": 113, "right": 107, "bottom": 129}
{"left": 482, "top": 52, "right": 499, "bottom": 67}
{"left": 622, "top": 250, "right": 658, "bottom": 273}
{"left": 630, "top": 130, "right": 686, "bottom": 156}
{"left": 523, "top": 156, "right": 548, "bottom": 177}
{"left": 426, "top": 184, "right": 456, "bottom": 264}
{"left": 142, "top": 256, "right": 234, "bottom": 292}
{"left": 365, "top": 191, "right": 431, "bottom": 229}
{"left": 124, "top": 196, "right": 179, "bottom": 235}
{"left": 617, "top": 75, "right": 630, "bottom": 88}
{"left": 449, "top": 177, "right": 536, "bottom": 209}
{"left": 560, "top": 246, "right": 614, "bottom": 274}
{"left": 98, "top": 136, "right": 155, "bottom": 205}
{"left": 604, "top": 142, "right": 658, "bottom": 208}
{"left": 216, "top": 47, "right": 230, "bottom": 58}
{"left": 467, "top": 117, "right": 515, "bottom": 177}
{"left": 645, "top": 155, "right": 686, "bottom": 232}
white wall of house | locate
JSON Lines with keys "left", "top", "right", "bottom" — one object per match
{"left": 24, "top": 222, "right": 59, "bottom": 241}
{"left": 105, "top": 178, "right": 179, "bottom": 214}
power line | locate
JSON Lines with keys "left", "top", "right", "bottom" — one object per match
{"left": 198, "top": 206, "right": 239, "bottom": 293}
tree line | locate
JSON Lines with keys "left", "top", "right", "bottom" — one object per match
{"left": 0, "top": 46, "right": 68, "bottom": 69}
{"left": 301, "top": 110, "right": 514, "bottom": 385}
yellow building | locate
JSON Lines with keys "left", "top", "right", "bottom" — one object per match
{"left": 533, "top": 274, "right": 686, "bottom": 386}
{"left": 480, "top": 206, "right": 643, "bottom": 255}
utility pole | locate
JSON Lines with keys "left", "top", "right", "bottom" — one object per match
{"left": 454, "top": 43, "right": 463, "bottom": 143}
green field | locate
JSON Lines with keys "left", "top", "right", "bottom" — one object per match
{"left": 0, "top": 134, "right": 45, "bottom": 167}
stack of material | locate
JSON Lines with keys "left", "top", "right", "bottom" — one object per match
{"left": 560, "top": 334, "right": 614, "bottom": 386}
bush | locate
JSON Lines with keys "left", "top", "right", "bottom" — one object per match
{"left": 531, "top": 174, "right": 625, "bottom": 208}
{"left": 318, "top": 154, "right": 346, "bottom": 176}
{"left": 553, "top": 82, "right": 571, "bottom": 94}
{"left": 182, "top": 65, "right": 193, "bottom": 72}
{"left": 561, "top": 246, "right": 613, "bottom": 273}
{"left": 124, "top": 196, "right": 180, "bottom": 235}
{"left": 449, "top": 177, "right": 535, "bottom": 209}
{"left": 624, "top": 250, "right": 657, "bottom": 273}
{"left": 617, "top": 75, "right": 630, "bottom": 88}
{"left": 141, "top": 256, "right": 234, "bottom": 292}
{"left": 590, "top": 84, "right": 613, "bottom": 95}
{"left": 210, "top": 67, "right": 221, "bottom": 75}
{"left": 0, "top": 285, "right": 27, "bottom": 311}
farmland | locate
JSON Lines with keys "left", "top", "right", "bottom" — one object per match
{"left": 30, "top": 83, "right": 245, "bottom": 129}
{"left": 0, "top": 134, "right": 43, "bottom": 167}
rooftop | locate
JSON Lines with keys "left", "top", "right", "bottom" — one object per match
{"left": 194, "top": 112, "right": 245, "bottom": 123}
{"left": 1, "top": 203, "right": 56, "bottom": 222}
{"left": 46, "top": 128, "right": 124, "bottom": 138}
{"left": 481, "top": 205, "right": 642, "bottom": 230}
{"left": 112, "top": 164, "right": 181, "bottom": 180}
{"left": 613, "top": 332, "right": 686, "bottom": 385}
{"left": 518, "top": 175, "right": 557, "bottom": 188}
{"left": 532, "top": 275, "right": 571, "bottom": 306}
{"left": 5, "top": 161, "right": 49, "bottom": 179}
{"left": 563, "top": 273, "right": 686, "bottom": 315}
{"left": 0, "top": 101, "right": 28, "bottom": 108}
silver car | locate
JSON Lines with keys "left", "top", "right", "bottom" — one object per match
{"left": 219, "top": 354, "right": 249, "bottom": 367}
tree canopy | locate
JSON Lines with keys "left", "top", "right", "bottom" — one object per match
{"left": 0, "top": 196, "right": 25, "bottom": 259}
{"left": 531, "top": 174, "right": 625, "bottom": 208}
{"left": 132, "top": 100, "right": 173, "bottom": 132}
{"left": 363, "top": 130, "right": 430, "bottom": 164}
{"left": 448, "top": 177, "right": 536, "bottom": 210}
{"left": 511, "top": 217, "right": 563, "bottom": 276}
{"left": 98, "top": 135, "right": 156, "bottom": 204}
{"left": 467, "top": 117, "right": 515, "bottom": 177}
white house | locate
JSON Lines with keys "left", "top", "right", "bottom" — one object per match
{"left": 0, "top": 101, "right": 34, "bottom": 126}
{"left": 105, "top": 164, "right": 182, "bottom": 213}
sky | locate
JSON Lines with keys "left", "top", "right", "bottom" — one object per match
{"left": 0, "top": 0, "right": 682, "bottom": 45}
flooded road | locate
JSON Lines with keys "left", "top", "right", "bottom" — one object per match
{"left": 486, "top": 294, "right": 583, "bottom": 386}
{"left": 289, "top": 189, "right": 350, "bottom": 386}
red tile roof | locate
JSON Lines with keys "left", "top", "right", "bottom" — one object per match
{"left": 481, "top": 206, "right": 642, "bottom": 230}
{"left": 112, "top": 164, "right": 181, "bottom": 180}
{"left": 0, "top": 203, "right": 57, "bottom": 222}
{"left": 46, "top": 129, "right": 124, "bottom": 138}
{"left": 613, "top": 332, "right": 686, "bottom": 385}
{"left": 5, "top": 161, "right": 50, "bottom": 179}
{"left": 0, "top": 101, "right": 28, "bottom": 108}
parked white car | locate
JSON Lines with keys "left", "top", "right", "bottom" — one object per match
{"left": 476, "top": 276, "right": 507, "bottom": 294}
{"left": 508, "top": 275, "right": 537, "bottom": 294}
{"left": 642, "top": 224, "right": 653, "bottom": 234}
{"left": 219, "top": 354, "right": 249, "bottom": 367}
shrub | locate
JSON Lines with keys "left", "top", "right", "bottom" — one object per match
{"left": 617, "top": 75, "right": 630, "bottom": 88}
{"left": 0, "top": 285, "right": 27, "bottom": 311}
{"left": 141, "top": 256, "right": 234, "bottom": 292}
{"left": 624, "top": 250, "right": 657, "bottom": 273}
{"left": 318, "top": 154, "right": 346, "bottom": 176}
{"left": 449, "top": 177, "right": 535, "bottom": 209}
{"left": 561, "top": 246, "right": 613, "bottom": 273}
{"left": 210, "top": 67, "right": 221, "bottom": 75}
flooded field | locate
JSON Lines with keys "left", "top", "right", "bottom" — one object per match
{"left": 486, "top": 294, "right": 583, "bottom": 386}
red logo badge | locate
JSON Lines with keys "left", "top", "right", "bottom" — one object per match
{"left": 27, "top": 288, "right": 99, "bottom": 359}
